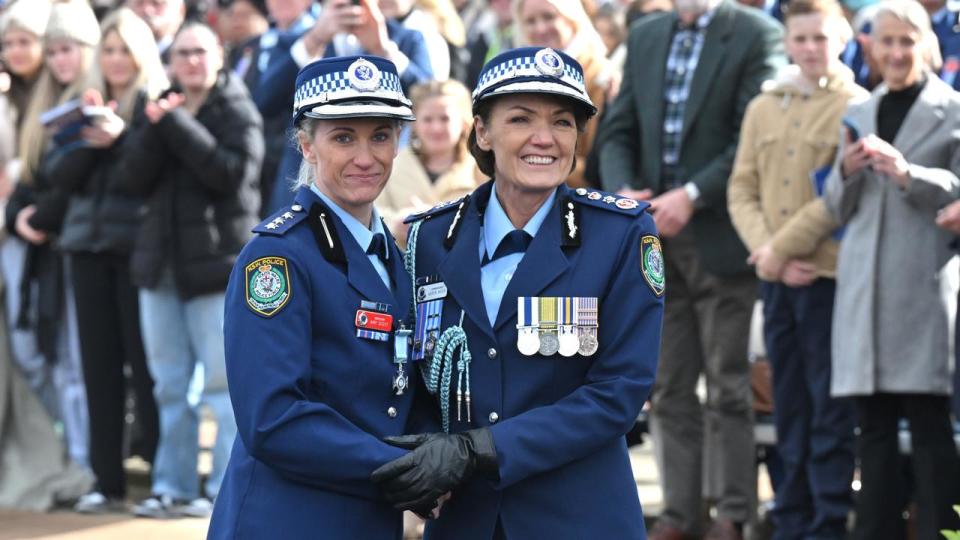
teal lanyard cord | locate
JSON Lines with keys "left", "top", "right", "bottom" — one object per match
{"left": 404, "top": 219, "right": 472, "bottom": 433}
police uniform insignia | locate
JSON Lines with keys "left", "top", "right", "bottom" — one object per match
{"left": 347, "top": 58, "right": 381, "bottom": 91}
{"left": 413, "top": 276, "right": 445, "bottom": 361}
{"left": 572, "top": 188, "right": 648, "bottom": 216}
{"left": 640, "top": 235, "right": 666, "bottom": 297}
{"left": 534, "top": 48, "right": 565, "bottom": 77}
{"left": 517, "top": 296, "right": 599, "bottom": 357}
{"left": 245, "top": 257, "right": 291, "bottom": 317}
{"left": 616, "top": 198, "right": 639, "bottom": 210}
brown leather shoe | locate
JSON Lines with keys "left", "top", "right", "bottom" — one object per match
{"left": 703, "top": 519, "right": 743, "bottom": 540}
{"left": 648, "top": 520, "right": 694, "bottom": 540}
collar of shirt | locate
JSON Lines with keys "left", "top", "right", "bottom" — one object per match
{"left": 480, "top": 183, "right": 557, "bottom": 260}
{"left": 309, "top": 184, "right": 388, "bottom": 259}
{"left": 677, "top": 6, "right": 716, "bottom": 32}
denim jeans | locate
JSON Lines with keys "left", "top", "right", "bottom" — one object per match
{"left": 139, "top": 271, "right": 236, "bottom": 500}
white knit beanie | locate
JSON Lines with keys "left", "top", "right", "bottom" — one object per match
{"left": 0, "top": 0, "right": 53, "bottom": 38}
{"left": 45, "top": 0, "right": 100, "bottom": 47}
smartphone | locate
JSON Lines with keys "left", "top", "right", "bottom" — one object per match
{"left": 841, "top": 117, "right": 861, "bottom": 142}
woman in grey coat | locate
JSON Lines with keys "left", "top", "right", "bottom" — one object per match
{"left": 825, "top": 1, "right": 960, "bottom": 538}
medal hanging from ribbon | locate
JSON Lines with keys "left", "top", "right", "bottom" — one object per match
{"left": 393, "top": 324, "right": 411, "bottom": 395}
{"left": 517, "top": 296, "right": 540, "bottom": 356}
{"left": 538, "top": 296, "right": 560, "bottom": 356}
{"left": 558, "top": 296, "right": 579, "bottom": 357}
{"left": 577, "top": 297, "right": 599, "bottom": 356}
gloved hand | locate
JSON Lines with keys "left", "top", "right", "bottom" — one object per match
{"left": 370, "top": 428, "right": 498, "bottom": 512}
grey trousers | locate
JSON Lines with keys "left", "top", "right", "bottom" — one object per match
{"left": 650, "top": 230, "right": 757, "bottom": 535}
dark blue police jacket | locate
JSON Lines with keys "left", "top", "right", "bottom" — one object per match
{"left": 405, "top": 181, "right": 663, "bottom": 540}
{"left": 207, "top": 187, "right": 419, "bottom": 540}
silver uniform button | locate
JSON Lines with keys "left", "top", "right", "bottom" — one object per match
{"left": 387, "top": 407, "right": 397, "bottom": 418}
{"left": 488, "top": 412, "right": 499, "bottom": 423}
{"left": 291, "top": 204, "right": 304, "bottom": 212}
{"left": 487, "top": 348, "right": 497, "bottom": 359}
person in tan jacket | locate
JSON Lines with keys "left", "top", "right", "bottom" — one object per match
{"left": 377, "top": 79, "right": 482, "bottom": 244}
{"left": 727, "top": 0, "right": 867, "bottom": 538}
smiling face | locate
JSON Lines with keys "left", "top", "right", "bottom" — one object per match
{"left": 519, "top": 0, "right": 576, "bottom": 50}
{"left": 474, "top": 94, "right": 578, "bottom": 194}
{"left": 2, "top": 28, "right": 43, "bottom": 79}
{"left": 100, "top": 30, "right": 138, "bottom": 95}
{"left": 871, "top": 13, "right": 927, "bottom": 90}
{"left": 300, "top": 117, "right": 399, "bottom": 218}
{"left": 45, "top": 38, "right": 85, "bottom": 85}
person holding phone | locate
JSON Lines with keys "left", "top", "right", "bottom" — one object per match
{"left": 727, "top": 1, "right": 867, "bottom": 538}
{"left": 824, "top": 1, "right": 960, "bottom": 537}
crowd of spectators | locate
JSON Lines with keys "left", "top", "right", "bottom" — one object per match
{"left": 0, "top": 0, "right": 957, "bottom": 539}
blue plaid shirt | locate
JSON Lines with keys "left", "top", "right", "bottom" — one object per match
{"left": 661, "top": 9, "right": 715, "bottom": 184}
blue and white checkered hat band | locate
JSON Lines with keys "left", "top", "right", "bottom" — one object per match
{"left": 473, "top": 56, "right": 586, "bottom": 100}
{"left": 293, "top": 70, "right": 409, "bottom": 114}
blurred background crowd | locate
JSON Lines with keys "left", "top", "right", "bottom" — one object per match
{"left": 0, "top": 0, "right": 958, "bottom": 539}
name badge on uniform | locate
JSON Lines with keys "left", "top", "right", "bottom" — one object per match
{"left": 413, "top": 276, "right": 445, "bottom": 361}
{"left": 516, "top": 297, "right": 540, "bottom": 356}
{"left": 356, "top": 302, "right": 393, "bottom": 342}
{"left": 417, "top": 282, "right": 447, "bottom": 303}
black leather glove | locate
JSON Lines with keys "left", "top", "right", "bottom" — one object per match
{"left": 370, "top": 428, "right": 498, "bottom": 512}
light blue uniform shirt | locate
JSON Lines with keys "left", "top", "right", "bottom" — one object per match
{"left": 310, "top": 184, "right": 392, "bottom": 291}
{"left": 479, "top": 185, "right": 556, "bottom": 327}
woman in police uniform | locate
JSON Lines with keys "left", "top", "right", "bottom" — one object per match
{"left": 207, "top": 56, "right": 433, "bottom": 540}
{"left": 371, "top": 47, "right": 665, "bottom": 539}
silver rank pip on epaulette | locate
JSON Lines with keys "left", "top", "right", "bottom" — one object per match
{"left": 517, "top": 297, "right": 599, "bottom": 357}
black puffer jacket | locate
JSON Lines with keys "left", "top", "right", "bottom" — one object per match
{"left": 117, "top": 71, "right": 264, "bottom": 298}
{"left": 47, "top": 94, "right": 150, "bottom": 254}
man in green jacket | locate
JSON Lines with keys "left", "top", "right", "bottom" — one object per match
{"left": 599, "top": 1, "right": 784, "bottom": 538}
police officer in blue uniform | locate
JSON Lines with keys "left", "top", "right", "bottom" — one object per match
{"left": 207, "top": 55, "right": 436, "bottom": 539}
{"left": 370, "top": 47, "right": 666, "bottom": 539}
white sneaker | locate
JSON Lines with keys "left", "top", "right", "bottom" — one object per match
{"left": 177, "top": 497, "right": 214, "bottom": 518}
{"left": 74, "top": 491, "right": 126, "bottom": 514}
{"left": 132, "top": 494, "right": 178, "bottom": 518}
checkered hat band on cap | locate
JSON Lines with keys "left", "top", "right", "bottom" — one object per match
{"left": 473, "top": 57, "right": 585, "bottom": 99}
{"left": 293, "top": 70, "right": 408, "bottom": 114}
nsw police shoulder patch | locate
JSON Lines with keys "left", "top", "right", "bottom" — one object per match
{"left": 245, "top": 256, "right": 291, "bottom": 317}
{"left": 640, "top": 236, "right": 665, "bottom": 297}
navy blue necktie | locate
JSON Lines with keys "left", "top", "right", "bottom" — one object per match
{"left": 482, "top": 230, "right": 532, "bottom": 266}
{"left": 366, "top": 233, "right": 389, "bottom": 264}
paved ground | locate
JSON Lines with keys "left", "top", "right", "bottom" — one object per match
{"left": 0, "top": 441, "right": 774, "bottom": 540}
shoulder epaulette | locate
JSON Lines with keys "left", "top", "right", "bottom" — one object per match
{"left": 403, "top": 196, "right": 468, "bottom": 224}
{"left": 571, "top": 187, "right": 649, "bottom": 216}
{"left": 253, "top": 203, "right": 309, "bottom": 235}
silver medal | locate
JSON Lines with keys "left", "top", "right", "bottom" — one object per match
{"left": 539, "top": 332, "right": 560, "bottom": 356}
{"left": 517, "top": 327, "right": 540, "bottom": 356}
{"left": 558, "top": 326, "right": 580, "bottom": 357}
{"left": 578, "top": 331, "right": 598, "bottom": 356}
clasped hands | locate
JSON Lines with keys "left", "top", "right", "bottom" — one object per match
{"left": 371, "top": 428, "right": 497, "bottom": 520}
